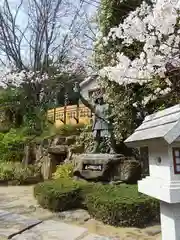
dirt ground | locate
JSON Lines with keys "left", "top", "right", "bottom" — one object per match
{"left": 0, "top": 186, "right": 161, "bottom": 240}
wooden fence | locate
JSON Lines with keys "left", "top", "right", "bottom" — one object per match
{"left": 47, "top": 104, "right": 92, "bottom": 126}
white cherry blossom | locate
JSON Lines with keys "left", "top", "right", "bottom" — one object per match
{"left": 100, "top": 0, "right": 180, "bottom": 86}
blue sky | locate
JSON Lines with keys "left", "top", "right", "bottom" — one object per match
{"left": 0, "top": 0, "right": 99, "bottom": 71}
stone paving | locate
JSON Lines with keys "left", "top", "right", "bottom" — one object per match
{"left": 0, "top": 186, "right": 161, "bottom": 240}
{"left": 0, "top": 210, "right": 41, "bottom": 239}
{"left": 0, "top": 209, "right": 117, "bottom": 240}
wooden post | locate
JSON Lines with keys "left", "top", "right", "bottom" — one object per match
{"left": 53, "top": 108, "right": 56, "bottom": 123}
{"left": 76, "top": 101, "right": 79, "bottom": 123}
{"left": 64, "top": 92, "right": 68, "bottom": 124}
{"left": 74, "top": 82, "right": 80, "bottom": 124}
{"left": 64, "top": 106, "right": 67, "bottom": 124}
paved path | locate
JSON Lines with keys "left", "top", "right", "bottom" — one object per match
{"left": 0, "top": 186, "right": 161, "bottom": 240}
{"left": 0, "top": 209, "right": 116, "bottom": 240}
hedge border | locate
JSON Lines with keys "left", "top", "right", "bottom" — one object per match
{"left": 34, "top": 179, "right": 160, "bottom": 227}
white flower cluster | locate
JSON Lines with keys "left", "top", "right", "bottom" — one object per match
{"left": 100, "top": 0, "right": 180, "bottom": 85}
{"left": 0, "top": 69, "right": 49, "bottom": 88}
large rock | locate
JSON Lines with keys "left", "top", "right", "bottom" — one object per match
{"left": 48, "top": 145, "right": 68, "bottom": 155}
{"left": 65, "top": 136, "right": 77, "bottom": 146}
{"left": 22, "top": 144, "right": 37, "bottom": 166}
{"left": 73, "top": 154, "right": 141, "bottom": 183}
{"left": 51, "top": 136, "right": 66, "bottom": 146}
{"left": 117, "top": 158, "right": 142, "bottom": 183}
{"left": 73, "top": 154, "right": 119, "bottom": 181}
{"left": 41, "top": 145, "right": 68, "bottom": 180}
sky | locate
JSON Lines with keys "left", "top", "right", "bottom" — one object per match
{"left": 0, "top": 0, "right": 99, "bottom": 71}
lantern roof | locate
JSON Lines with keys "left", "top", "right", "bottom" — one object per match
{"left": 125, "top": 104, "right": 180, "bottom": 147}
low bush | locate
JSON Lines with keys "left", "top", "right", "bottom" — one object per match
{"left": 0, "top": 129, "right": 25, "bottom": 162}
{"left": 0, "top": 162, "right": 41, "bottom": 185}
{"left": 34, "top": 179, "right": 159, "bottom": 227}
{"left": 34, "top": 179, "right": 82, "bottom": 211}
{"left": 1, "top": 151, "right": 24, "bottom": 162}
{"left": 84, "top": 184, "right": 159, "bottom": 227}
{"left": 53, "top": 163, "right": 74, "bottom": 180}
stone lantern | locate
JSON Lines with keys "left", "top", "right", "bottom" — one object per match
{"left": 124, "top": 104, "right": 180, "bottom": 240}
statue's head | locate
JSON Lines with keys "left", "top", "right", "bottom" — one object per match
{"left": 93, "top": 89, "right": 104, "bottom": 105}
{"left": 96, "top": 96, "right": 104, "bottom": 105}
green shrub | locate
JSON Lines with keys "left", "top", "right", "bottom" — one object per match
{"left": 75, "top": 126, "right": 94, "bottom": 153}
{"left": 0, "top": 162, "right": 41, "bottom": 184}
{"left": 0, "top": 121, "right": 12, "bottom": 133}
{"left": 84, "top": 184, "right": 159, "bottom": 227}
{"left": 34, "top": 179, "right": 82, "bottom": 211}
{"left": 0, "top": 129, "right": 25, "bottom": 162}
{"left": 34, "top": 179, "right": 159, "bottom": 227}
{"left": 0, "top": 162, "right": 15, "bottom": 181}
{"left": 2, "top": 151, "right": 24, "bottom": 162}
{"left": 53, "top": 163, "right": 74, "bottom": 180}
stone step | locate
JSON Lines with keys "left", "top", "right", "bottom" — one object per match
{"left": 12, "top": 220, "right": 88, "bottom": 240}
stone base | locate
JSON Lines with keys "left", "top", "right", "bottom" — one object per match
{"left": 73, "top": 154, "right": 141, "bottom": 182}
{"left": 160, "top": 201, "right": 180, "bottom": 240}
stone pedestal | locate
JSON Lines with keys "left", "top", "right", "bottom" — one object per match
{"left": 160, "top": 201, "right": 180, "bottom": 240}
{"left": 73, "top": 154, "right": 141, "bottom": 182}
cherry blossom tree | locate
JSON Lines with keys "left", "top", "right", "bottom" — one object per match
{"left": 101, "top": 0, "right": 180, "bottom": 102}
{"left": 93, "top": 0, "right": 180, "bottom": 143}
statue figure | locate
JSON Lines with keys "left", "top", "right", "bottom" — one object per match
{"left": 74, "top": 83, "right": 116, "bottom": 154}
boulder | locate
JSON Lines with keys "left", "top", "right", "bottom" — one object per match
{"left": 48, "top": 145, "right": 68, "bottom": 155}
{"left": 51, "top": 136, "right": 66, "bottom": 146}
{"left": 41, "top": 145, "right": 68, "bottom": 180}
{"left": 120, "top": 159, "right": 141, "bottom": 183}
{"left": 73, "top": 154, "right": 141, "bottom": 183}
{"left": 73, "top": 154, "right": 122, "bottom": 181}
{"left": 22, "top": 143, "right": 36, "bottom": 166}
{"left": 65, "top": 135, "right": 77, "bottom": 146}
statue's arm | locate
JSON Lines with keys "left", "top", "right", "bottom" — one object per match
{"left": 73, "top": 82, "right": 95, "bottom": 112}
{"left": 79, "top": 94, "right": 95, "bottom": 113}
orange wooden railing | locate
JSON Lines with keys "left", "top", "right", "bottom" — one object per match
{"left": 47, "top": 104, "right": 92, "bottom": 126}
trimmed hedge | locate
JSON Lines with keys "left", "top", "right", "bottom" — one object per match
{"left": 84, "top": 184, "right": 159, "bottom": 227}
{"left": 34, "top": 179, "right": 159, "bottom": 227}
{"left": 34, "top": 179, "right": 83, "bottom": 211}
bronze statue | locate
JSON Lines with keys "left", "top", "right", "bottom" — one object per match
{"left": 74, "top": 83, "right": 116, "bottom": 154}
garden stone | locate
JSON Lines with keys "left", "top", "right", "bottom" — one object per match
{"left": 56, "top": 209, "right": 90, "bottom": 223}
{"left": 73, "top": 153, "right": 141, "bottom": 183}
{"left": 22, "top": 144, "right": 36, "bottom": 166}
{"left": 48, "top": 145, "right": 68, "bottom": 155}
{"left": 73, "top": 154, "right": 123, "bottom": 181}
{"left": 41, "top": 145, "right": 68, "bottom": 180}
{"left": 12, "top": 220, "right": 88, "bottom": 240}
{"left": 52, "top": 136, "right": 66, "bottom": 146}
{"left": 66, "top": 135, "right": 77, "bottom": 146}
{"left": 0, "top": 210, "right": 41, "bottom": 239}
